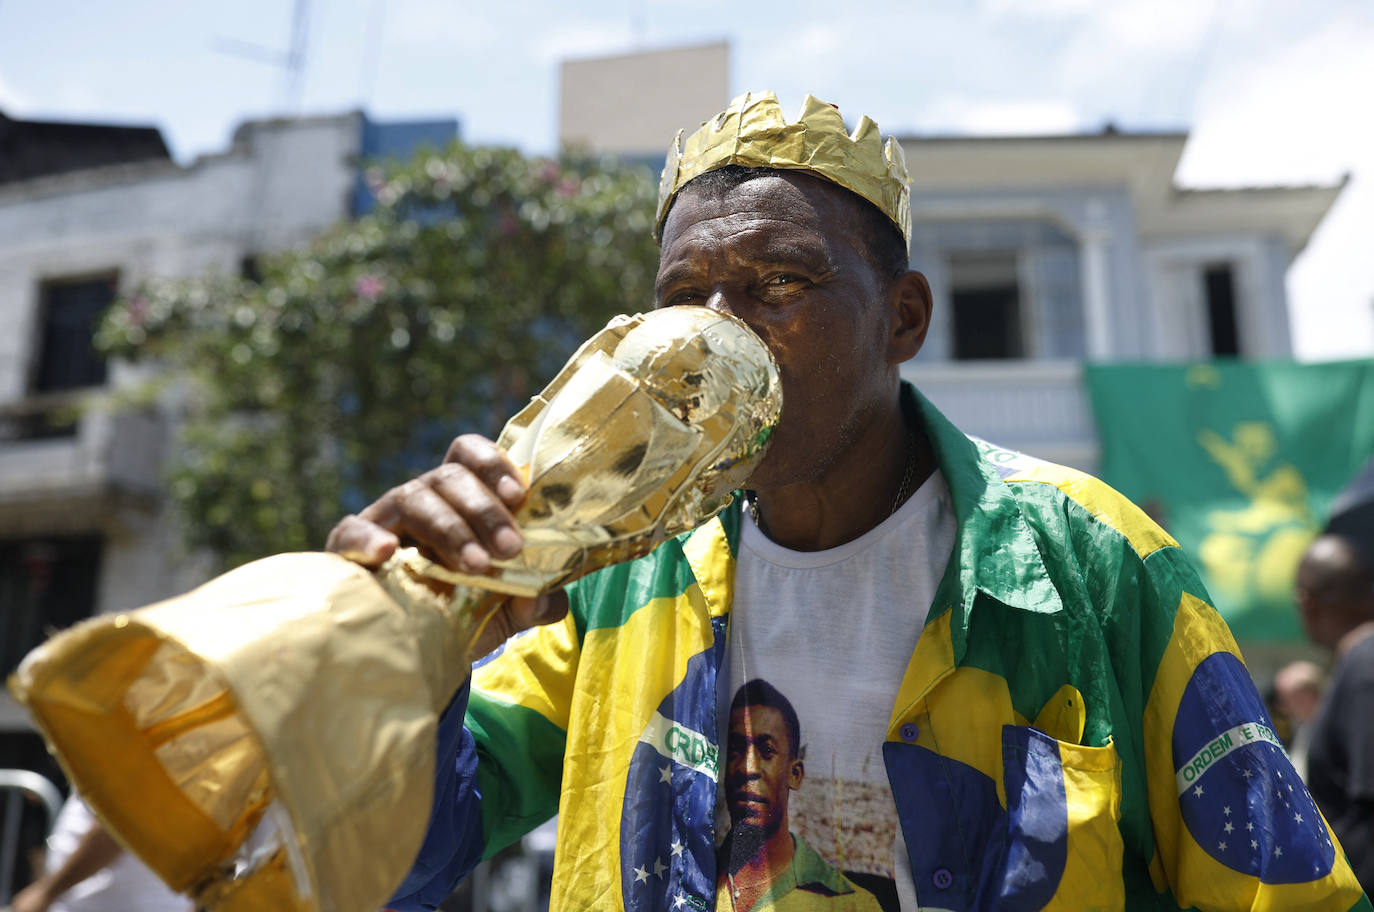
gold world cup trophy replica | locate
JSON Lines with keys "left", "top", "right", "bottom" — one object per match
{"left": 9, "top": 305, "right": 782, "bottom": 912}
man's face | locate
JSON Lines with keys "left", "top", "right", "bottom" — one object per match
{"left": 725, "top": 705, "right": 803, "bottom": 837}
{"left": 1294, "top": 569, "right": 1328, "bottom": 648}
{"left": 655, "top": 172, "right": 900, "bottom": 492}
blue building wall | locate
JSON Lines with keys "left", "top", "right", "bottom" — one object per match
{"left": 352, "top": 115, "right": 461, "bottom": 216}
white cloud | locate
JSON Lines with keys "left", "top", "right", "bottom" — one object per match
{"left": 980, "top": 0, "right": 1104, "bottom": 19}
{"left": 1096, "top": 0, "right": 1217, "bottom": 52}
{"left": 923, "top": 98, "right": 1084, "bottom": 136}
{"left": 530, "top": 22, "right": 637, "bottom": 66}
{"left": 1178, "top": 20, "right": 1374, "bottom": 187}
{"left": 1177, "top": 17, "right": 1374, "bottom": 359}
{"left": 384, "top": 0, "right": 502, "bottom": 51}
{"left": 0, "top": 72, "right": 31, "bottom": 113}
{"left": 982, "top": 0, "right": 1214, "bottom": 49}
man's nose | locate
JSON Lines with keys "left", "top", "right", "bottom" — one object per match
{"left": 705, "top": 288, "right": 741, "bottom": 318}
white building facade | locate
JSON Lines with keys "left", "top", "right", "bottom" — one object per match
{"left": 900, "top": 132, "right": 1340, "bottom": 471}
{"left": 0, "top": 111, "right": 455, "bottom": 753}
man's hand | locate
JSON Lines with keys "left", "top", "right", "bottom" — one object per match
{"left": 326, "top": 434, "right": 569, "bottom": 658}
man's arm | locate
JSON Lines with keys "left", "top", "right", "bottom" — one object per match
{"left": 326, "top": 434, "right": 568, "bottom": 659}
{"left": 11, "top": 821, "right": 122, "bottom": 912}
{"left": 329, "top": 434, "right": 576, "bottom": 910}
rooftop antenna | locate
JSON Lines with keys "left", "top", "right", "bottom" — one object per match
{"left": 632, "top": 0, "right": 647, "bottom": 48}
{"left": 213, "top": 0, "right": 312, "bottom": 112}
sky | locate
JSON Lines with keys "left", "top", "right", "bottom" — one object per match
{"left": 0, "top": 0, "right": 1370, "bottom": 360}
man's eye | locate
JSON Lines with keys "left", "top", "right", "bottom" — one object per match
{"left": 662, "top": 290, "right": 701, "bottom": 307}
{"left": 765, "top": 274, "right": 802, "bottom": 286}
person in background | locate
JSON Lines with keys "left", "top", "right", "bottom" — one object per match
{"left": 1274, "top": 658, "right": 1327, "bottom": 781}
{"left": 1297, "top": 533, "right": 1374, "bottom": 894}
{"left": 10, "top": 792, "right": 190, "bottom": 912}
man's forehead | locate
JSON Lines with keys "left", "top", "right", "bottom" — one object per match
{"left": 730, "top": 704, "right": 788, "bottom": 733}
{"left": 660, "top": 174, "right": 850, "bottom": 255}
{"left": 676, "top": 170, "right": 847, "bottom": 218}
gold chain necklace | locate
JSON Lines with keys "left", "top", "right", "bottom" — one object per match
{"left": 746, "top": 429, "right": 918, "bottom": 533}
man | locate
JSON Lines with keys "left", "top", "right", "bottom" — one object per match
{"left": 328, "top": 92, "right": 1369, "bottom": 910}
{"left": 719, "top": 680, "right": 881, "bottom": 912}
{"left": 1272, "top": 658, "right": 1326, "bottom": 780}
{"left": 1296, "top": 534, "right": 1374, "bottom": 893}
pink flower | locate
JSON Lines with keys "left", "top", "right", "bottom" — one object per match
{"left": 354, "top": 274, "right": 385, "bottom": 301}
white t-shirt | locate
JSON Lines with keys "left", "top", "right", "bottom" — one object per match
{"left": 717, "top": 471, "right": 956, "bottom": 912}
{"left": 44, "top": 795, "right": 192, "bottom": 912}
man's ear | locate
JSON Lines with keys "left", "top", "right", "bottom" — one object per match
{"left": 789, "top": 758, "right": 804, "bottom": 789}
{"left": 887, "top": 270, "right": 933, "bottom": 366}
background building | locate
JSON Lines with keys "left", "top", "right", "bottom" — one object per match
{"left": 901, "top": 131, "right": 1341, "bottom": 471}
{"left": 0, "top": 109, "right": 456, "bottom": 772}
{"left": 556, "top": 44, "right": 1343, "bottom": 474}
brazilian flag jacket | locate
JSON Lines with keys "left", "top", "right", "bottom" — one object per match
{"left": 390, "top": 386, "right": 1371, "bottom": 912}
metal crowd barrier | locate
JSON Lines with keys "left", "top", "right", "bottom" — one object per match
{"left": 0, "top": 769, "right": 63, "bottom": 905}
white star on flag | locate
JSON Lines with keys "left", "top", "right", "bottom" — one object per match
{"left": 1251, "top": 840, "right": 1259, "bottom": 850}
{"left": 659, "top": 765, "right": 673, "bottom": 784}
{"left": 1247, "top": 822, "right": 1254, "bottom": 832}
{"left": 1222, "top": 806, "right": 1231, "bottom": 816}
{"left": 634, "top": 866, "right": 650, "bottom": 884}
{"left": 1218, "top": 841, "right": 1228, "bottom": 851}
{"left": 654, "top": 857, "right": 667, "bottom": 878}
{"left": 1295, "top": 812, "right": 1304, "bottom": 823}
{"left": 1224, "top": 822, "right": 1234, "bottom": 834}
{"left": 1194, "top": 785, "right": 1204, "bottom": 798}
{"left": 673, "top": 894, "right": 688, "bottom": 909}
{"left": 1242, "top": 768, "right": 1253, "bottom": 780}
{"left": 1275, "top": 846, "right": 1284, "bottom": 857}
{"left": 671, "top": 840, "right": 684, "bottom": 858}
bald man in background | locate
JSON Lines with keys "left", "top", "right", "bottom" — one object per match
{"left": 1297, "top": 534, "right": 1374, "bottom": 893}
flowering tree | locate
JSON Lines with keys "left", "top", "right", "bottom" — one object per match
{"left": 99, "top": 143, "right": 661, "bottom": 569}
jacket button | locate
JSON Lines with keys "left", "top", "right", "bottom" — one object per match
{"left": 932, "top": 867, "right": 953, "bottom": 890}
{"left": 899, "top": 723, "right": 919, "bottom": 742}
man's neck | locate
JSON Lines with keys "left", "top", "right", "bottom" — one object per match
{"left": 752, "top": 400, "right": 932, "bottom": 551}
{"left": 726, "top": 828, "right": 796, "bottom": 912}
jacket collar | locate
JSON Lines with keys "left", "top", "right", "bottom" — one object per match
{"left": 907, "top": 383, "right": 1063, "bottom": 608}
{"left": 687, "top": 381, "right": 1065, "bottom": 654}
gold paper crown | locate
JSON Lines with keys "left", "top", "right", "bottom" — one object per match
{"left": 656, "top": 91, "right": 912, "bottom": 245}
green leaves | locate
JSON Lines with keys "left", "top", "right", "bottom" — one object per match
{"left": 101, "top": 141, "right": 660, "bottom": 570}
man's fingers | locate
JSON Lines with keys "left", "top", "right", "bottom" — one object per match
{"left": 329, "top": 434, "right": 527, "bottom": 574}
{"left": 325, "top": 514, "right": 399, "bottom": 567}
{"left": 426, "top": 464, "right": 523, "bottom": 560}
{"left": 445, "top": 434, "right": 527, "bottom": 509}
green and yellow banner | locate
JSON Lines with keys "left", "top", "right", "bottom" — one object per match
{"left": 1086, "top": 359, "right": 1374, "bottom": 642}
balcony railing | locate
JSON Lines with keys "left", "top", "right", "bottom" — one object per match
{"left": 0, "top": 392, "right": 166, "bottom": 506}
{"left": 902, "top": 359, "right": 1099, "bottom": 471}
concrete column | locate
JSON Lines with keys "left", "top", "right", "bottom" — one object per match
{"left": 1080, "top": 229, "right": 1113, "bottom": 360}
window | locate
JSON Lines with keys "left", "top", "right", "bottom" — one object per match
{"left": 949, "top": 254, "right": 1024, "bottom": 359}
{"left": 0, "top": 536, "right": 103, "bottom": 678}
{"left": 1204, "top": 264, "right": 1240, "bottom": 357}
{"left": 33, "top": 275, "right": 117, "bottom": 393}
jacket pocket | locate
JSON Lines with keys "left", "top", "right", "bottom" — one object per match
{"left": 997, "top": 725, "right": 1124, "bottom": 912}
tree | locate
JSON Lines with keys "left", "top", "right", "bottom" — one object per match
{"left": 98, "top": 143, "right": 661, "bottom": 570}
